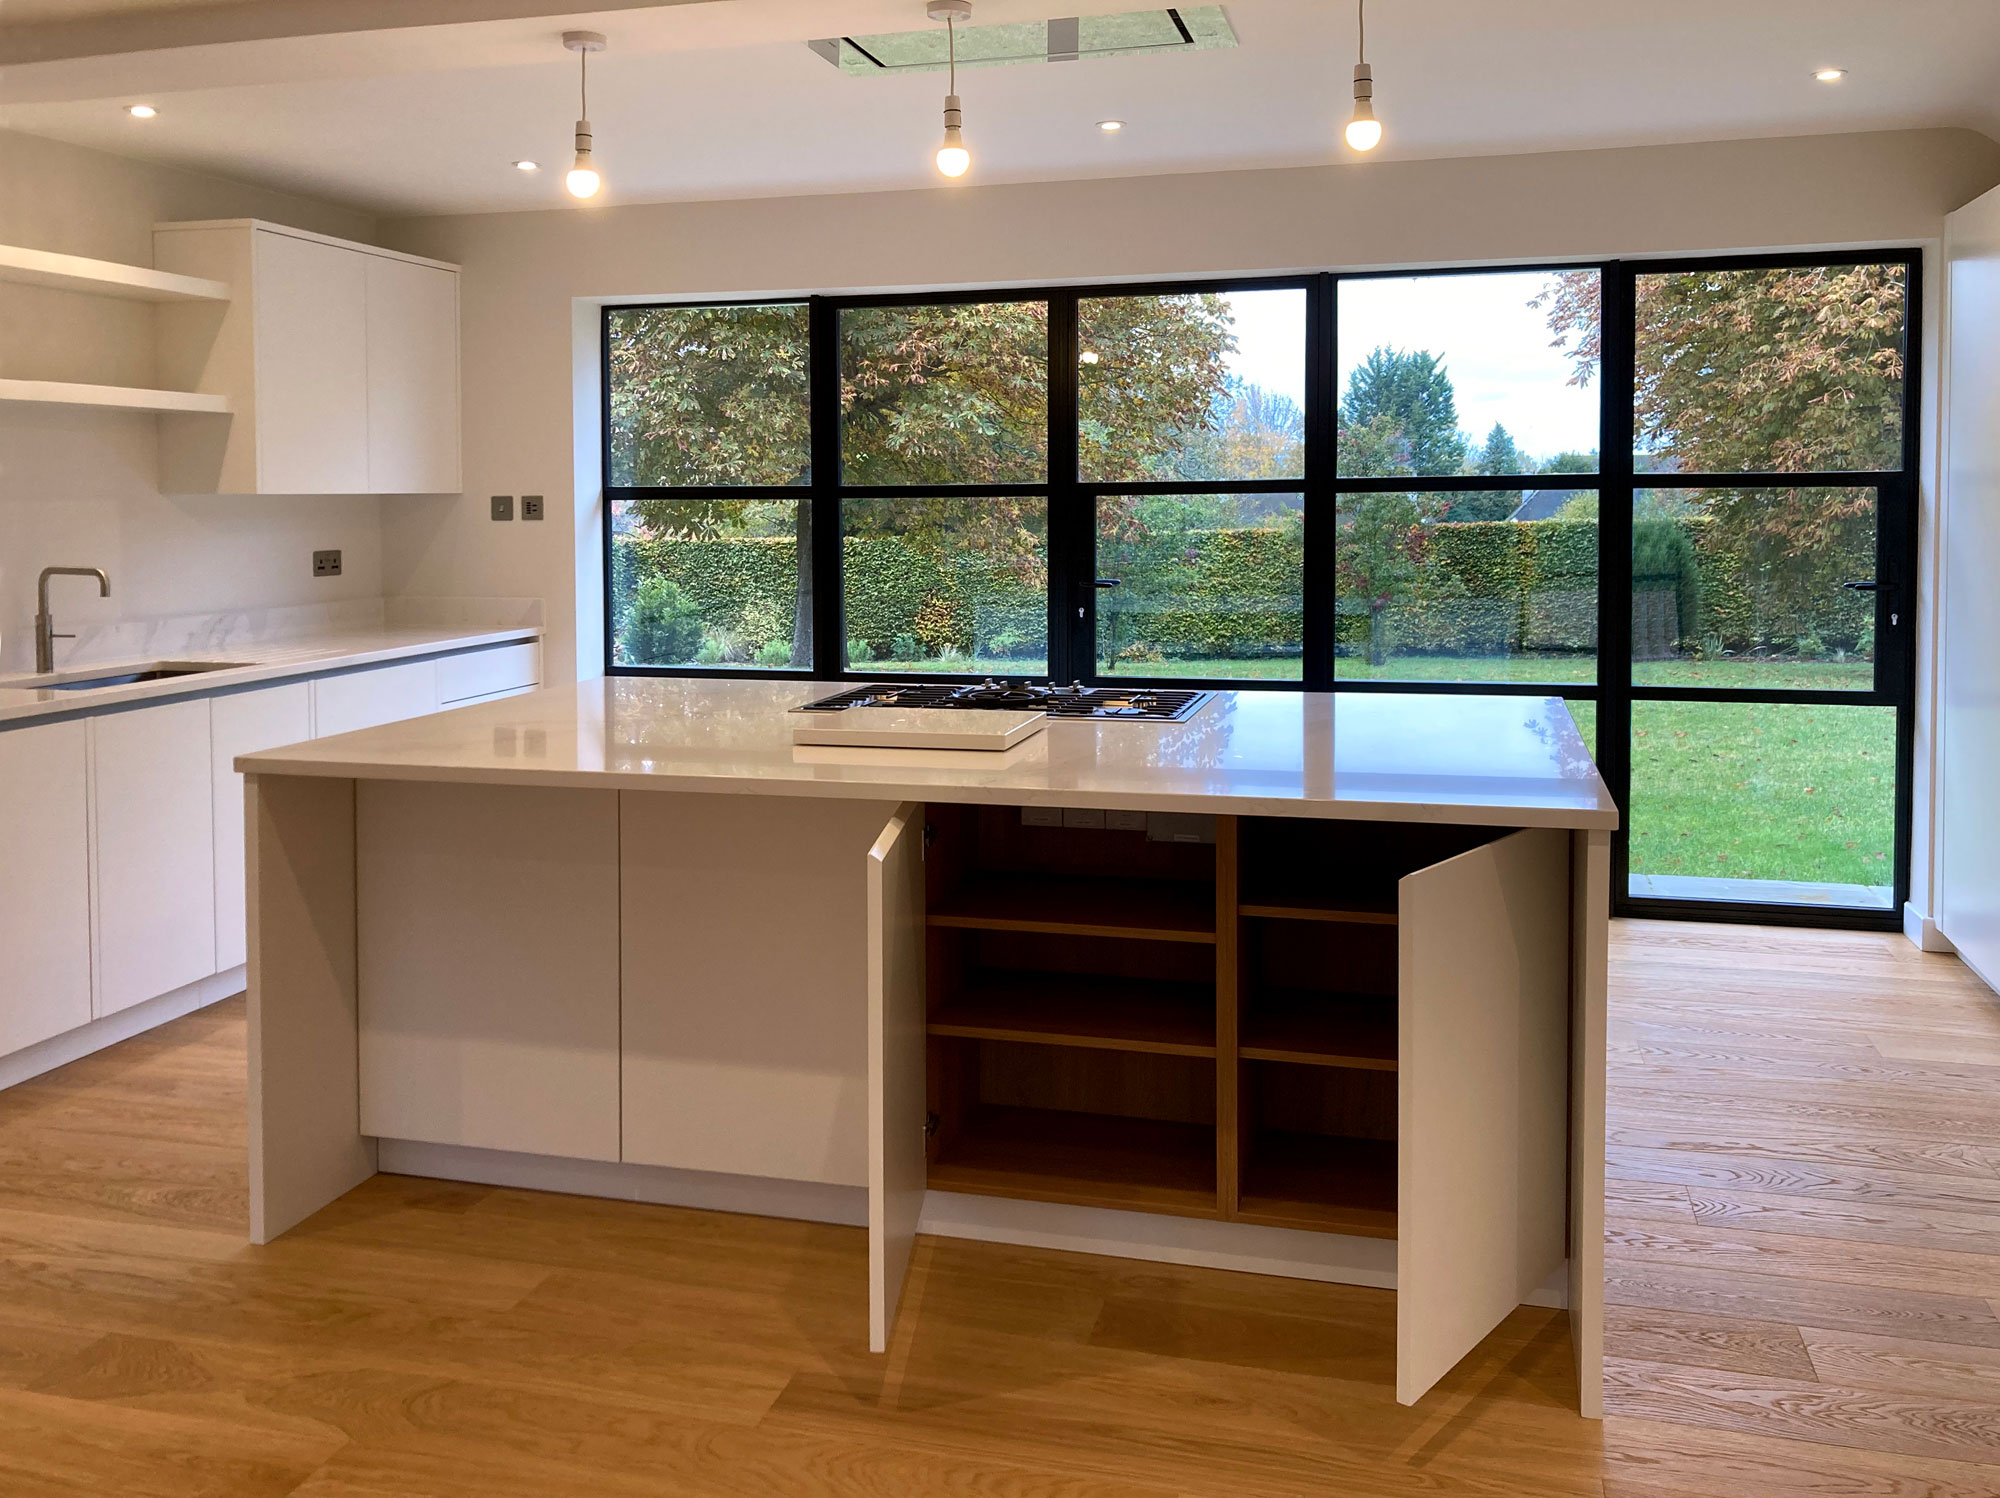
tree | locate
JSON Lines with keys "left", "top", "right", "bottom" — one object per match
{"left": 1334, "top": 492, "right": 1422, "bottom": 665}
{"left": 1336, "top": 347, "right": 1467, "bottom": 478}
{"left": 1453, "top": 421, "right": 1531, "bottom": 523}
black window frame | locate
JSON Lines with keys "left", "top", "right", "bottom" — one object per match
{"left": 601, "top": 250, "right": 1922, "bottom": 932}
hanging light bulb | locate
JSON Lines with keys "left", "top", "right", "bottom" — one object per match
{"left": 928, "top": 0, "right": 972, "bottom": 179}
{"left": 1344, "top": 0, "right": 1382, "bottom": 152}
{"left": 563, "top": 30, "right": 606, "bottom": 199}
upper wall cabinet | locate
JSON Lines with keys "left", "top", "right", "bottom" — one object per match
{"left": 153, "top": 220, "right": 461, "bottom": 496}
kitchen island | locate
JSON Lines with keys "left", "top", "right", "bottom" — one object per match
{"left": 240, "top": 678, "right": 1615, "bottom": 1413}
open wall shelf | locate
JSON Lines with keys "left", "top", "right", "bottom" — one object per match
{"left": 0, "top": 242, "right": 231, "bottom": 303}
{"left": 0, "top": 378, "right": 231, "bottom": 414}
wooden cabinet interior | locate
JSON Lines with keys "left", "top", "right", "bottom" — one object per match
{"left": 921, "top": 806, "right": 1509, "bottom": 1238}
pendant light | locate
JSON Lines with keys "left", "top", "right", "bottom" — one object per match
{"left": 563, "top": 30, "right": 606, "bottom": 199}
{"left": 928, "top": 0, "right": 972, "bottom": 179}
{"left": 1344, "top": 0, "right": 1381, "bottom": 152}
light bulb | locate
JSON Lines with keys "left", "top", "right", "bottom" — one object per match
{"left": 126, "top": 104, "right": 158, "bottom": 118}
{"left": 936, "top": 93, "right": 969, "bottom": 178}
{"left": 1345, "top": 110, "right": 1382, "bottom": 152}
{"left": 567, "top": 159, "right": 601, "bottom": 198}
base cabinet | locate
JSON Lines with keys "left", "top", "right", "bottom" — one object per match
{"left": 0, "top": 721, "right": 92, "bottom": 1053}
{"left": 875, "top": 806, "right": 1575, "bottom": 1406}
{"left": 313, "top": 660, "right": 439, "bottom": 738}
{"left": 91, "top": 699, "right": 216, "bottom": 1018}
{"left": 212, "top": 683, "right": 312, "bottom": 972}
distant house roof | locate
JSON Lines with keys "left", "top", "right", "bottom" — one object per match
{"left": 1510, "top": 489, "right": 1582, "bottom": 522}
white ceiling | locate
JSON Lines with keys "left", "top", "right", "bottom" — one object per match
{"left": 1, "top": 0, "right": 1997, "bottom": 218}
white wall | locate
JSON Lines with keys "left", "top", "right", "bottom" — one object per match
{"left": 383, "top": 126, "right": 2000, "bottom": 921}
{"left": 0, "top": 128, "right": 383, "bottom": 670}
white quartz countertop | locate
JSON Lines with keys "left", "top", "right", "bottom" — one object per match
{"left": 0, "top": 626, "right": 541, "bottom": 725}
{"left": 239, "top": 677, "right": 1619, "bottom": 829}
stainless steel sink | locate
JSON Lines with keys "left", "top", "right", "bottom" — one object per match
{"left": 29, "top": 662, "right": 251, "bottom": 692}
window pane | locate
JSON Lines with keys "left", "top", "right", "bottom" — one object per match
{"left": 840, "top": 302, "right": 1049, "bottom": 484}
{"left": 842, "top": 497, "right": 1047, "bottom": 673}
{"left": 1631, "top": 486, "right": 1876, "bottom": 691}
{"left": 1095, "top": 493, "right": 1302, "bottom": 680}
{"left": 1629, "top": 701, "right": 1894, "bottom": 909}
{"left": 1633, "top": 263, "right": 1907, "bottom": 474}
{"left": 609, "top": 498, "right": 811, "bottom": 668}
{"left": 1337, "top": 270, "right": 1600, "bottom": 480}
{"left": 1332, "top": 492, "right": 1597, "bottom": 684}
{"left": 1078, "top": 289, "right": 1305, "bottom": 481}
{"left": 606, "top": 303, "right": 810, "bottom": 487}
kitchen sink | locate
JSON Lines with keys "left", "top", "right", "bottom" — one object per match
{"left": 31, "top": 662, "right": 251, "bottom": 692}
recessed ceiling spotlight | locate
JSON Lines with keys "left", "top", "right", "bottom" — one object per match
{"left": 514, "top": 160, "right": 540, "bottom": 172}
{"left": 1815, "top": 68, "right": 1846, "bottom": 82}
{"left": 125, "top": 104, "right": 158, "bottom": 118}
{"left": 1097, "top": 119, "right": 1125, "bottom": 133}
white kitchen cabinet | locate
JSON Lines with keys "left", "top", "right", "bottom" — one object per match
{"left": 211, "top": 683, "right": 313, "bottom": 972}
{"left": 154, "top": 220, "right": 460, "bottom": 496}
{"left": 357, "top": 781, "right": 620, "bottom": 1160}
{"left": 0, "top": 722, "right": 93, "bottom": 1054}
{"left": 91, "top": 699, "right": 217, "bottom": 1017}
{"left": 866, "top": 804, "right": 926, "bottom": 1354}
{"left": 312, "top": 660, "right": 439, "bottom": 738}
{"left": 437, "top": 642, "right": 539, "bottom": 705}
{"left": 365, "top": 254, "right": 461, "bottom": 494}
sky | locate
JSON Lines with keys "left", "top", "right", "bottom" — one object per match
{"left": 1216, "top": 273, "right": 1604, "bottom": 463}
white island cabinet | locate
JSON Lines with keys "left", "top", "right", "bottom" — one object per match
{"left": 212, "top": 683, "right": 313, "bottom": 973}
{"left": 240, "top": 679, "right": 1616, "bottom": 1417}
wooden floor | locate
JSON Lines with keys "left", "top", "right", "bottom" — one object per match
{"left": 0, "top": 920, "right": 1995, "bottom": 1495}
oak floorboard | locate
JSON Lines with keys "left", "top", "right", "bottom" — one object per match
{"left": 1802, "top": 1328, "right": 2000, "bottom": 1404}
{"left": 1600, "top": 1413, "right": 2000, "bottom": 1498}
{"left": 1603, "top": 1305, "right": 1816, "bottom": 1380}
{"left": 1606, "top": 1221, "right": 2000, "bottom": 1300}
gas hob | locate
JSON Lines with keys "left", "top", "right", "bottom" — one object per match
{"left": 798, "top": 680, "right": 1213, "bottom": 723}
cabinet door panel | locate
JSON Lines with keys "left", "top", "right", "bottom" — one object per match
{"left": 357, "top": 781, "right": 620, "bottom": 1158}
{"left": 312, "top": 661, "right": 439, "bottom": 738}
{"left": 212, "top": 684, "right": 313, "bottom": 972}
{"left": 93, "top": 700, "right": 217, "bottom": 1016}
{"left": 365, "top": 255, "right": 460, "bottom": 494}
{"left": 868, "top": 802, "right": 926, "bottom": 1354}
{"left": 253, "top": 230, "right": 369, "bottom": 495}
{"left": 1396, "top": 827, "right": 1568, "bottom": 1406}
{"left": 0, "top": 722, "right": 92, "bottom": 1053}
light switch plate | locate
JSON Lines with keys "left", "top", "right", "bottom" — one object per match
{"left": 491, "top": 495, "right": 514, "bottom": 521}
{"left": 312, "top": 549, "right": 341, "bottom": 578}
{"left": 521, "top": 495, "right": 545, "bottom": 521}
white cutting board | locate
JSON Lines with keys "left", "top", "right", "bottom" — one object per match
{"left": 790, "top": 707, "right": 1046, "bottom": 751}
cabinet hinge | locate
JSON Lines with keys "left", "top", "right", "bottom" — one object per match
{"left": 924, "top": 1111, "right": 940, "bottom": 1140}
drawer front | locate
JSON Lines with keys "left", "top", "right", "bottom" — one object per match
{"left": 313, "top": 660, "right": 439, "bottom": 738}
{"left": 437, "top": 642, "right": 539, "bottom": 705}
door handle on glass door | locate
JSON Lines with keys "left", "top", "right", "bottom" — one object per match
{"left": 1840, "top": 579, "right": 1879, "bottom": 592}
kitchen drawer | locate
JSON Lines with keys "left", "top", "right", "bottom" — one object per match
{"left": 438, "top": 642, "right": 539, "bottom": 705}
{"left": 313, "top": 660, "right": 439, "bottom": 738}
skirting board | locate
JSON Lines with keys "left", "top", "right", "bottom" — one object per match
{"left": 0, "top": 966, "right": 243, "bottom": 1092}
{"left": 376, "top": 1142, "right": 1570, "bottom": 1306}
{"left": 1904, "top": 902, "right": 1959, "bottom": 954}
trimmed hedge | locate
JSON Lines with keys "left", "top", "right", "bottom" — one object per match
{"left": 617, "top": 512, "right": 1859, "bottom": 663}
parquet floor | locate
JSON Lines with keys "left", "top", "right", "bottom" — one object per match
{"left": 0, "top": 919, "right": 1993, "bottom": 1495}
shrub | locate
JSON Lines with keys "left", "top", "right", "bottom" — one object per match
{"left": 847, "top": 638, "right": 877, "bottom": 664}
{"left": 619, "top": 577, "right": 704, "bottom": 665}
{"left": 891, "top": 633, "right": 922, "bottom": 661}
{"left": 752, "top": 638, "right": 793, "bottom": 668}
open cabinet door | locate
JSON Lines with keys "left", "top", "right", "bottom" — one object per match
{"left": 1396, "top": 826, "right": 1569, "bottom": 1406}
{"left": 868, "top": 803, "right": 927, "bottom": 1353}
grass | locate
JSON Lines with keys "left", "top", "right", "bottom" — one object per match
{"left": 849, "top": 653, "right": 1895, "bottom": 890}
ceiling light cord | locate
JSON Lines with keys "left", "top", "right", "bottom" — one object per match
{"left": 1357, "top": 0, "right": 1365, "bottom": 63}
{"left": 930, "top": 0, "right": 971, "bottom": 178}
{"left": 563, "top": 30, "right": 606, "bottom": 199}
{"left": 1344, "top": 0, "right": 1381, "bottom": 151}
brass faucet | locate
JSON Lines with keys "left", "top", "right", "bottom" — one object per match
{"left": 34, "top": 567, "right": 111, "bottom": 674}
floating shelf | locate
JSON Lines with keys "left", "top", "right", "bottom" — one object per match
{"left": 1240, "top": 894, "right": 1398, "bottom": 924}
{"left": 1237, "top": 1133, "right": 1397, "bottom": 1237}
{"left": 0, "top": 243, "right": 230, "bottom": 303}
{"left": 1241, "top": 990, "right": 1398, "bottom": 1070}
{"left": 931, "top": 972, "right": 1217, "bottom": 1057}
{"left": 0, "top": 379, "right": 230, "bottom": 415}
{"left": 928, "top": 874, "right": 1216, "bottom": 943}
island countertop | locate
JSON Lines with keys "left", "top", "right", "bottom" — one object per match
{"left": 238, "top": 678, "right": 1618, "bottom": 830}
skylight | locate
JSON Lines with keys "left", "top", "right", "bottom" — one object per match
{"left": 807, "top": 6, "right": 1236, "bottom": 75}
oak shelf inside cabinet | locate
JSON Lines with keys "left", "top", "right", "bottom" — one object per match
{"left": 1239, "top": 894, "right": 1398, "bottom": 925}
{"left": 928, "top": 874, "right": 1217, "bottom": 943}
{"left": 929, "top": 1105, "right": 1220, "bottom": 1218}
{"left": 1239, "top": 990, "right": 1397, "bottom": 1070}
{"left": 930, "top": 972, "right": 1217, "bottom": 1057}
{"left": 1237, "top": 1133, "right": 1397, "bottom": 1238}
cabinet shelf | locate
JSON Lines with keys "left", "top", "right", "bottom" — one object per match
{"left": 1237, "top": 1133, "right": 1397, "bottom": 1237}
{"left": 929, "top": 874, "right": 1216, "bottom": 944}
{"left": 1240, "top": 990, "right": 1397, "bottom": 1070}
{"left": 1240, "top": 894, "right": 1397, "bottom": 925}
{"left": 0, "top": 243, "right": 230, "bottom": 303}
{"left": 0, "top": 379, "right": 230, "bottom": 415}
{"left": 931, "top": 972, "right": 1216, "bottom": 1057}
{"left": 929, "top": 1105, "right": 1219, "bottom": 1218}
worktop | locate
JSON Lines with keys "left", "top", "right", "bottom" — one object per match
{"left": 0, "top": 625, "right": 541, "bottom": 725}
{"left": 240, "top": 677, "right": 1618, "bottom": 830}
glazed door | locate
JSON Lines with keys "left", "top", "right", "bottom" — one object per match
{"left": 1396, "top": 827, "right": 1570, "bottom": 1405}
{"left": 868, "top": 802, "right": 928, "bottom": 1352}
